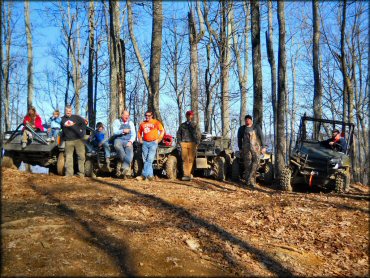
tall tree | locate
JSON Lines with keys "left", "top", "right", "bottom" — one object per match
{"left": 250, "top": 0, "right": 263, "bottom": 128}
{"left": 265, "top": 0, "right": 277, "bottom": 156}
{"left": 3, "top": 3, "right": 12, "bottom": 131}
{"left": 149, "top": 0, "right": 164, "bottom": 122}
{"left": 276, "top": 1, "right": 287, "bottom": 177}
{"left": 0, "top": 0, "right": 3, "bottom": 140}
{"left": 188, "top": 1, "right": 205, "bottom": 125}
{"left": 87, "top": 1, "right": 95, "bottom": 128}
{"left": 312, "top": 0, "right": 322, "bottom": 138}
{"left": 368, "top": 4, "right": 370, "bottom": 185}
{"left": 24, "top": 1, "right": 34, "bottom": 110}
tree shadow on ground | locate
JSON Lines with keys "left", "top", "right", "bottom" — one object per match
{"left": 27, "top": 180, "right": 137, "bottom": 277}
{"left": 92, "top": 178, "right": 294, "bottom": 276}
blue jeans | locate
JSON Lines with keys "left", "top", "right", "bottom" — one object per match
{"left": 114, "top": 139, "right": 133, "bottom": 170}
{"left": 142, "top": 141, "right": 158, "bottom": 178}
{"left": 48, "top": 128, "right": 60, "bottom": 138}
{"left": 86, "top": 141, "right": 111, "bottom": 158}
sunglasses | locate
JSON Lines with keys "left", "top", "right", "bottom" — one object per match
{"left": 145, "top": 114, "right": 152, "bottom": 117}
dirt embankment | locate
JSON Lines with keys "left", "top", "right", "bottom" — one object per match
{"left": 1, "top": 168, "right": 369, "bottom": 276}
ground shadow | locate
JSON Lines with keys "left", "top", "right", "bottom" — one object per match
{"left": 92, "top": 178, "right": 294, "bottom": 276}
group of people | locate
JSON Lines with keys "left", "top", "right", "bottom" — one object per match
{"left": 20, "top": 105, "right": 346, "bottom": 185}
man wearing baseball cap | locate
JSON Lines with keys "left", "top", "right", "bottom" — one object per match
{"left": 320, "top": 129, "right": 347, "bottom": 152}
{"left": 176, "top": 111, "right": 201, "bottom": 181}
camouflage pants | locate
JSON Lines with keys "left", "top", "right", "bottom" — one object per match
{"left": 65, "top": 139, "right": 85, "bottom": 177}
{"left": 243, "top": 143, "right": 260, "bottom": 185}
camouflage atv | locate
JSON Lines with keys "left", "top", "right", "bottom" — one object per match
{"left": 193, "top": 133, "right": 233, "bottom": 181}
{"left": 2, "top": 123, "right": 65, "bottom": 175}
{"left": 231, "top": 150, "right": 274, "bottom": 184}
{"left": 280, "top": 114, "right": 354, "bottom": 193}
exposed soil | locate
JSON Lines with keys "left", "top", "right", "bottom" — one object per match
{"left": 1, "top": 168, "right": 369, "bottom": 276}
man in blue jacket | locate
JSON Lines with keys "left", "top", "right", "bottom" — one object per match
{"left": 112, "top": 110, "right": 136, "bottom": 178}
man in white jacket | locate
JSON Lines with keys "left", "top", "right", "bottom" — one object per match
{"left": 112, "top": 110, "right": 136, "bottom": 178}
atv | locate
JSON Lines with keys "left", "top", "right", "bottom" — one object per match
{"left": 280, "top": 114, "right": 354, "bottom": 193}
{"left": 132, "top": 134, "right": 179, "bottom": 180}
{"left": 2, "top": 123, "right": 65, "bottom": 175}
{"left": 193, "top": 133, "right": 233, "bottom": 181}
{"left": 231, "top": 150, "right": 274, "bottom": 184}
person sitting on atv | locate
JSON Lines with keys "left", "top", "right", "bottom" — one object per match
{"left": 320, "top": 129, "right": 347, "bottom": 152}
{"left": 21, "top": 106, "right": 44, "bottom": 148}
{"left": 88, "top": 122, "right": 111, "bottom": 171}
{"left": 46, "top": 109, "right": 62, "bottom": 142}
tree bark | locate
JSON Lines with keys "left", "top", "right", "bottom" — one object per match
{"left": 250, "top": 0, "right": 263, "bottom": 128}
{"left": 368, "top": 5, "right": 370, "bottom": 185}
{"left": 312, "top": 0, "right": 322, "bottom": 138}
{"left": 3, "top": 3, "right": 12, "bottom": 131}
{"left": 24, "top": 1, "right": 34, "bottom": 110}
{"left": 87, "top": 1, "right": 95, "bottom": 128}
{"left": 188, "top": 1, "right": 205, "bottom": 126}
{"left": 149, "top": 0, "right": 163, "bottom": 123}
{"left": 276, "top": 1, "right": 287, "bottom": 177}
{"left": 0, "top": 0, "right": 3, "bottom": 138}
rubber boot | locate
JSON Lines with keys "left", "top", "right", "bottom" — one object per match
{"left": 106, "top": 158, "right": 112, "bottom": 172}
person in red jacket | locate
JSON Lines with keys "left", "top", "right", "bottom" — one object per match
{"left": 22, "top": 106, "right": 44, "bottom": 148}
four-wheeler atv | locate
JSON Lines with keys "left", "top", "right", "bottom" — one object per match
{"left": 280, "top": 114, "right": 354, "bottom": 193}
{"left": 231, "top": 150, "right": 274, "bottom": 184}
{"left": 2, "top": 123, "right": 66, "bottom": 175}
{"left": 132, "top": 134, "right": 179, "bottom": 180}
{"left": 193, "top": 133, "right": 233, "bottom": 181}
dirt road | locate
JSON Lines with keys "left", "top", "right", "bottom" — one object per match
{"left": 1, "top": 168, "right": 369, "bottom": 276}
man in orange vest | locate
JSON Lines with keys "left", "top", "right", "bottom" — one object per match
{"left": 136, "top": 111, "right": 164, "bottom": 181}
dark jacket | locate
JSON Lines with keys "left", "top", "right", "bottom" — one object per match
{"left": 321, "top": 137, "right": 347, "bottom": 152}
{"left": 61, "top": 114, "right": 86, "bottom": 141}
{"left": 237, "top": 124, "right": 265, "bottom": 150}
{"left": 176, "top": 121, "right": 201, "bottom": 144}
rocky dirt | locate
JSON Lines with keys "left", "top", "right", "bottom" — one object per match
{"left": 1, "top": 168, "right": 369, "bottom": 276}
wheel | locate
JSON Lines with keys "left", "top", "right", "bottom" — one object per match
{"left": 132, "top": 157, "right": 143, "bottom": 177}
{"left": 213, "top": 156, "right": 225, "bottom": 181}
{"left": 84, "top": 159, "right": 96, "bottom": 178}
{"left": 57, "top": 152, "right": 65, "bottom": 176}
{"left": 231, "top": 159, "right": 240, "bottom": 181}
{"left": 335, "top": 171, "right": 350, "bottom": 193}
{"left": 263, "top": 161, "right": 274, "bottom": 184}
{"left": 2, "top": 154, "right": 16, "bottom": 168}
{"left": 280, "top": 166, "right": 293, "bottom": 192}
{"left": 165, "top": 155, "right": 178, "bottom": 180}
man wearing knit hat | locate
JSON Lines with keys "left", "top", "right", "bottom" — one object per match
{"left": 176, "top": 111, "right": 201, "bottom": 181}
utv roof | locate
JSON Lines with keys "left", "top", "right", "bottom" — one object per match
{"left": 302, "top": 115, "right": 354, "bottom": 127}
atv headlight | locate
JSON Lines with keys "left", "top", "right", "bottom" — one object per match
{"left": 4, "top": 134, "right": 11, "bottom": 140}
{"left": 329, "top": 158, "right": 342, "bottom": 169}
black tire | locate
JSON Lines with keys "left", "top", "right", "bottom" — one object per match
{"left": 263, "top": 161, "right": 274, "bottom": 184}
{"left": 335, "top": 171, "right": 350, "bottom": 193}
{"left": 85, "top": 159, "right": 96, "bottom": 178}
{"left": 165, "top": 155, "right": 178, "bottom": 180}
{"left": 2, "top": 154, "right": 15, "bottom": 168}
{"left": 231, "top": 159, "right": 240, "bottom": 181}
{"left": 280, "top": 167, "right": 293, "bottom": 192}
{"left": 57, "top": 152, "right": 65, "bottom": 176}
{"left": 133, "top": 157, "right": 143, "bottom": 177}
{"left": 213, "top": 156, "right": 225, "bottom": 181}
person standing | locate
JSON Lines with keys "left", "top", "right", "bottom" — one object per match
{"left": 176, "top": 111, "right": 201, "bottom": 181}
{"left": 61, "top": 105, "right": 87, "bottom": 177}
{"left": 21, "top": 106, "right": 44, "bottom": 148}
{"left": 136, "top": 111, "right": 164, "bottom": 181}
{"left": 112, "top": 110, "right": 136, "bottom": 177}
{"left": 237, "top": 115, "right": 266, "bottom": 188}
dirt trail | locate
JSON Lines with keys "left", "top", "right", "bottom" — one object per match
{"left": 1, "top": 168, "right": 369, "bottom": 276}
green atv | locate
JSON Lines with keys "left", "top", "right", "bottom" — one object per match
{"left": 280, "top": 114, "right": 354, "bottom": 193}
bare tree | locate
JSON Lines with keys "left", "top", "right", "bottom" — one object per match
{"left": 276, "top": 1, "right": 287, "bottom": 177}
{"left": 0, "top": 0, "right": 3, "bottom": 140}
{"left": 24, "top": 1, "right": 34, "bottom": 110}
{"left": 188, "top": 1, "right": 205, "bottom": 125}
{"left": 3, "top": 3, "right": 12, "bottom": 131}
{"left": 368, "top": 5, "right": 370, "bottom": 185}
{"left": 87, "top": 1, "right": 95, "bottom": 128}
{"left": 312, "top": 0, "right": 322, "bottom": 137}
{"left": 250, "top": 0, "right": 263, "bottom": 128}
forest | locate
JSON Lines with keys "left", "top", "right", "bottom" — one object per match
{"left": 0, "top": 0, "right": 369, "bottom": 184}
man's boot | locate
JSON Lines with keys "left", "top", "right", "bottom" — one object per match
{"left": 106, "top": 158, "right": 112, "bottom": 172}
{"left": 116, "top": 162, "right": 122, "bottom": 177}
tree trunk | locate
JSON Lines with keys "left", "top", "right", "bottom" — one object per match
{"left": 312, "top": 0, "right": 322, "bottom": 138}
{"left": 149, "top": 0, "right": 163, "bottom": 123}
{"left": 188, "top": 1, "right": 205, "bottom": 126}
{"left": 204, "top": 41, "right": 212, "bottom": 133}
{"left": 87, "top": 1, "right": 95, "bottom": 128}
{"left": 24, "top": 1, "right": 34, "bottom": 110}
{"left": 0, "top": 0, "right": 3, "bottom": 137}
{"left": 276, "top": 1, "right": 287, "bottom": 178}
{"left": 3, "top": 3, "right": 12, "bottom": 131}
{"left": 118, "top": 38, "right": 126, "bottom": 115}
{"left": 289, "top": 54, "right": 297, "bottom": 155}
{"left": 265, "top": 0, "right": 277, "bottom": 158}
{"left": 220, "top": 0, "right": 231, "bottom": 139}
{"left": 250, "top": 0, "right": 263, "bottom": 128}
{"left": 368, "top": 5, "right": 370, "bottom": 185}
